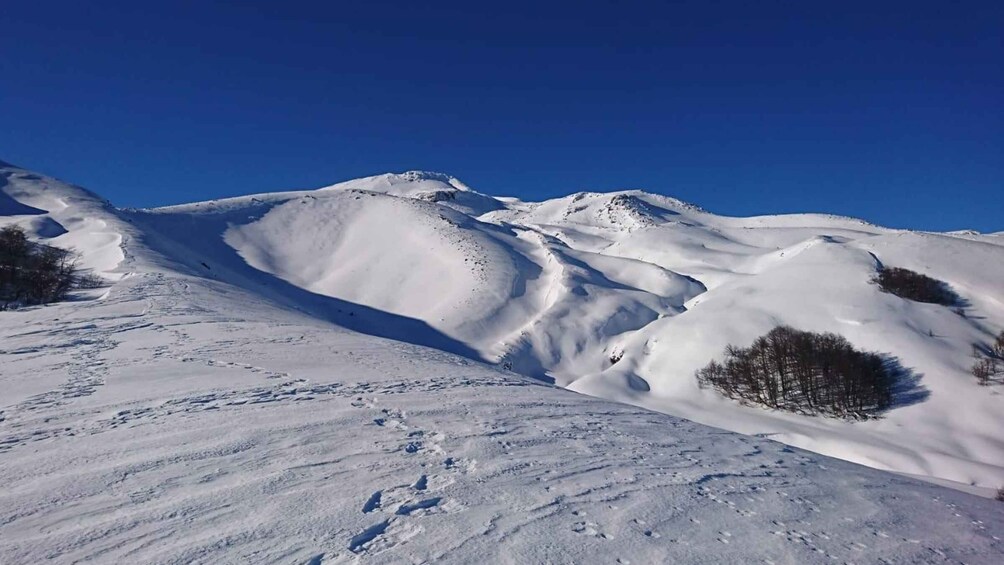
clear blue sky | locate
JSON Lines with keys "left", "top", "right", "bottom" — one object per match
{"left": 2, "top": 1, "right": 1001, "bottom": 231}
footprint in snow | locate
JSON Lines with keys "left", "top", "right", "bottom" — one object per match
{"left": 362, "top": 491, "right": 382, "bottom": 513}
{"left": 572, "top": 521, "right": 612, "bottom": 539}
{"left": 395, "top": 497, "right": 442, "bottom": 516}
{"left": 412, "top": 475, "right": 428, "bottom": 491}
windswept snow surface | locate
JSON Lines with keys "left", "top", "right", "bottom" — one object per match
{"left": 132, "top": 168, "right": 1004, "bottom": 492}
{"left": 1, "top": 161, "right": 1003, "bottom": 562}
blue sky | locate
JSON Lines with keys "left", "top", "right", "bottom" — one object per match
{"left": 1, "top": 1, "right": 1001, "bottom": 231}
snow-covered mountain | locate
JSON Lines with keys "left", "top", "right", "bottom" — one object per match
{"left": 134, "top": 168, "right": 1004, "bottom": 490}
{"left": 1, "top": 160, "right": 1002, "bottom": 563}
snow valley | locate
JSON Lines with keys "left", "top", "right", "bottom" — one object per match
{"left": 1, "top": 160, "right": 1002, "bottom": 563}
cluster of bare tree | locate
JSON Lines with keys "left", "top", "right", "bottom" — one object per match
{"left": 0, "top": 225, "right": 97, "bottom": 309}
{"left": 874, "top": 266, "right": 959, "bottom": 306}
{"left": 971, "top": 331, "right": 1004, "bottom": 386}
{"left": 696, "top": 326, "right": 894, "bottom": 417}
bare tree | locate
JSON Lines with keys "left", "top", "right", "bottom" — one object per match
{"left": 696, "top": 326, "right": 894, "bottom": 418}
{"left": 972, "top": 358, "right": 995, "bottom": 386}
{"left": 0, "top": 225, "right": 96, "bottom": 309}
{"left": 873, "top": 266, "right": 959, "bottom": 306}
{"left": 992, "top": 331, "right": 1004, "bottom": 360}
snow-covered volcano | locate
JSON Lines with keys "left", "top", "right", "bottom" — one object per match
{"left": 1, "top": 160, "right": 1002, "bottom": 563}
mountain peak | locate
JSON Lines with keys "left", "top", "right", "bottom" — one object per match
{"left": 319, "top": 170, "right": 471, "bottom": 193}
{"left": 397, "top": 170, "right": 463, "bottom": 184}
{"left": 381, "top": 170, "right": 473, "bottom": 192}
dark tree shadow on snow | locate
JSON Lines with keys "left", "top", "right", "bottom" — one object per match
{"left": 882, "top": 355, "right": 930, "bottom": 411}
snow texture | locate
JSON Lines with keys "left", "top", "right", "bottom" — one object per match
{"left": 1, "top": 161, "right": 1002, "bottom": 563}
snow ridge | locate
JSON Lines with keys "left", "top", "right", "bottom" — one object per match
{"left": 1, "top": 161, "right": 1002, "bottom": 563}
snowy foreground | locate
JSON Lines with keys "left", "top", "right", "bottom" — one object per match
{"left": 1, "top": 161, "right": 1003, "bottom": 562}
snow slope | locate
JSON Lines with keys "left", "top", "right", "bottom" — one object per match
{"left": 133, "top": 176, "right": 703, "bottom": 383}
{"left": 127, "top": 167, "right": 1004, "bottom": 493}
{"left": 4, "top": 264, "right": 1003, "bottom": 564}
{"left": 0, "top": 160, "right": 126, "bottom": 278}
{"left": 1, "top": 160, "right": 1003, "bottom": 562}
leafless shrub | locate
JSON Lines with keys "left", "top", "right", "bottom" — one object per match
{"left": 970, "top": 333, "right": 1004, "bottom": 386}
{"left": 992, "top": 331, "right": 1004, "bottom": 360}
{"left": 696, "top": 326, "right": 898, "bottom": 418}
{"left": 972, "top": 358, "right": 995, "bottom": 386}
{"left": 0, "top": 225, "right": 100, "bottom": 309}
{"left": 874, "top": 267, "right": 960, "bottom": 306}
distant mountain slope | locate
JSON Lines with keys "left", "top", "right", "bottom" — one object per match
{"left": 2, "top": 160, "right": 1003, "bottom": 496}
{"left": 500, "top": 189, "right": 1004, "bottom": 490}
{"left": 135, "top": 179, "right": 704, "bottom": 383}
